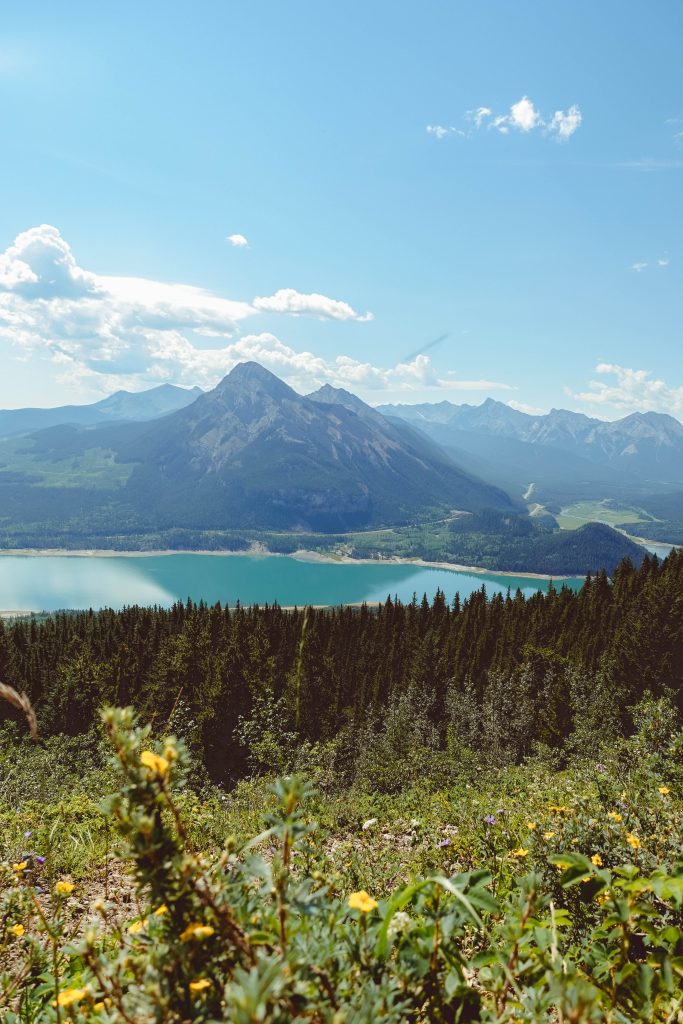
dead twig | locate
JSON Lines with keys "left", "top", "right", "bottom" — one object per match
{"left": 0, "top": 681, "right": 39, "bottom": 740}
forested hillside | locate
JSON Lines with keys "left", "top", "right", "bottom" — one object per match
{"left": 1, "top": 551, "right": 680, "bottom": 784}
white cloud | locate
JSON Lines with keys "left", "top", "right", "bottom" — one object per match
{"left": 567, "top": 363, "right": 683, "bottom": 417}
{"left": 462, "top": 96, "right": 582, "bottom": 141}
{"left": 426, "top": 124, "right": 464, "bottom": 139}
{"left": 471, "top": 107, "right": 492, "bottom": 129}
{"left": 0, "top": 224, "right": 508, "bottom": 401}
{"left": 546, "top": 104, "right": 582, "bottom": 140}
{"left": 227, "top": 233, "right": 249, "bottom": 247}
{"left": 253, "top": 287, "right": 373, "bottom": 322}
{"left": 630, "top": 257, "right": 671, "bottom": 272}
{"left": 508, "top": 399, "right": 546, "bottom": 415}
{"left": 508, "top": 96, "right": 541, "bottom": 132}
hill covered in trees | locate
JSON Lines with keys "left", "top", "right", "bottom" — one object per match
{"left": 1, "top": 551, "right": 680, "bottom": 785}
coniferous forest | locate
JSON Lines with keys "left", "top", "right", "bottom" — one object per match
{"left": 1, "top": 551, "right": 681, "bottom": 782}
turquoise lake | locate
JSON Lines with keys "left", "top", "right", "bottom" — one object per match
{"left": 0, "top": 554, "right": 584, "bottom": 613}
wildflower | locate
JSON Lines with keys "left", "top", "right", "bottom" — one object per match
{"left": 12, "top": 861, "right": 28, "bottom": 872}
{"left": 543, "top": 831, "right": 555, "bottom": 840}
{"left": 388, "top": 911, "right": 411, "bottom": 937}
{"left": 53, "top": 989, "right": 87, "bottom": 1008}
{"left": 607, "top": 811, "right": 622, "bottom": 823}
{"left": 154, "top": 904, "right": 169, "bottom": 916}
{"left": 35, "top": 856, "right": 46, "bottom": 865}
{"left": 596, "top": 891, "right": 610, "bottom": 905}
{"left": 10, "top": 923, "right": 25, "bottom": 937}
{"left": 658, "top": 786, "right": 670, "bottom": 796}
{"left": 510, "top": 848, "right": 529, "bottom": 859}
{"left": 591, "top": 853, "right": 603, "bottom": 866}
{"left": 55, "top": 880, "right": 74, "bottom": 895}
{"left": 180, "top": 922, "right": 215, "bottom": 942}
{"left": 437, "top": 838, "right": 451, "bottom": 848}
{"left": 626, "top": 833, "right": 641, "bottom": 850}
{"left": 554, "top": 859, "right": 571, "bottom": 870}
{"left": 23, "top": 830, "right": 32, "bottom": 838}
{"left": 348, "top": 890, "right": 378, "bottom": 912}
{"left": 362, "top": 818, "right": 377, "bottom": 830}
{"left": 189, "top": 979, "right": 212, "bottom": 994}
{"left": 484, "top": 815, "right": 496, "bottom": 826}
{"left": 128, "top": 918, "right": 147, "bottom": 934}
{"left": 527, "top": 821, "right": 537, "bottom": 830}
{"left": 139, "top": 750, "right": 170, "bottom": 777}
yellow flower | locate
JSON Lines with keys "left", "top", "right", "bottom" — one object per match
{"left": 139, "top": 750, "right": 170, "bottom": 777}
{"left": 348, "top": 890, "right": 379, "bottom": 912}
{"left": 189, "top": 978, "right": 212, "bottom": 994}
{"left": 548, "top": 804, "right": 569, "bottom": 814}
{"left": 55, "top": 880, "right": 75, "bottom": 895}
{"left": 180, "top": 922, "right": 215, "bottom": 942}
{"left": 543, "top": 831, "right": 555, "bottom": 840}
{"left": 591, "top": 853, "right": 603, "bottom": 866}
{"left": 10, "top": 923, "right": 25, "bottom": 937}
{"left": 53, "top": 988, "right": 87, "bottom": 1008}
{"left": 596, "top": 891, "right": 610, "bottom": 905}
{"left": 554, "top": 859, "right": 571, "bottom": 871}
{"left": 527, "top": 821, "right": 537, "bottom": 830}
{"left": 607, "top": 811, "right": 622, "bottom": 823}
{"left": 658, "top": 786, "right": 670, "bottom": 796}
{"left": 154, "top": 904, "right": 169, "bottom": 916}
{"left": 12, "top": 861, "right": 28, "bottom": 872}
{"left": 128, "top": 917, "right": 148, "bottom": 934}
{"left": 626, "top": 833, "right": 641, "bottom": 850}
{"left": 510, "top": 848, "right": 529, "bottom": 859}
{"left": 94, "top": 1003, "right": 105, "bottom": 1012}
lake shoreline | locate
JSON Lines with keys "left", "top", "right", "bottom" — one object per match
{"left": 0, "top": 545, "right": 576, "bottom": 582}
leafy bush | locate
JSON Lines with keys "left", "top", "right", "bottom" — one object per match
{"left": 1, "top": 707, "right": 681, "bottom": 1022}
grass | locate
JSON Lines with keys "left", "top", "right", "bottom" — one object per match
{"left": 556, "top": 499, "right": 653, "bottom": 532}
{"left": 0, "top": 437, "right": 132, "bottom": 490}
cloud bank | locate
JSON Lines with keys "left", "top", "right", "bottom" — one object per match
{"left": 0, "top": 224, "right": 507, "bottom": 400}
{"left": 568, "top": 363, "right": 683, "bottom": 417}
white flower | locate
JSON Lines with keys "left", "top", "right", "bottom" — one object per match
{"left": 362, "top": 818, "right": 378, "bottom": 831}
{"left": 388, "top": 911, "right": 412, "bottom": 937}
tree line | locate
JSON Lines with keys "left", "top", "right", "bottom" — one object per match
{"left": 1, "top": 551, "right": 681, "bottom": 784}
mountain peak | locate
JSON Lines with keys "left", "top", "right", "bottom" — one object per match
{"left": 215, "top": 361, "right": 296, "bottom": 400}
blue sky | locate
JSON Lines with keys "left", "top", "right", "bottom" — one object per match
{"left": 0, "top": 0, "right": 681, "bottom": 418}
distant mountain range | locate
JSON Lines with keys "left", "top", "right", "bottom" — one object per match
{"left": 377, "top": 398, "right": 683, "bottom": 504}
{"left": 0, "top": 367, "right": 659, "bottom": 570}
{"left": 0, "top": 383, "right": 203, "bottom": 437}
{"left": 0, "top": 363, "right": 515, "bottom": 536}
{"left": 112, "top": 363, "right": 517, "bottom": 531}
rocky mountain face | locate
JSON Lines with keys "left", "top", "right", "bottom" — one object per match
{"left": 114, "top": 363, "right": 517, "bottom": 531}
{"left": 378, "top": 398, "right": 683, "bottom": 484}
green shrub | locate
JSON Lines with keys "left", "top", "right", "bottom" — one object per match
{"left": 1, "top": 707, "right": 681, "bottom": 1022}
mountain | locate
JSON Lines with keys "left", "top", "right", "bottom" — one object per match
{"left": 0, "top": 384, "right": 203, "bottom": 437}
{"left": 113, "top": 363, "right": 517, "bottom": 531}
{"left": 378, "top": 398, "right": 683, "bottom": 499}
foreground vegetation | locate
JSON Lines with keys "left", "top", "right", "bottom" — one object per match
{"left": 1, "top": 699, "right": 682, "bottom": 1022}
{"left": 0, "top": 552, "right": 682, "bottom": 1020}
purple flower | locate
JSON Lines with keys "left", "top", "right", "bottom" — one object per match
{"left": 437, "top": 838, "right": 451, "bottom": 848}
{"left": 24, "top": 830, "right": 32, "bottom": 838}
{"left": 35, "top": 856, "right": 46, "bottom": 865}
{"left": 484, "top": 815, "right": 496, "bottom": 826}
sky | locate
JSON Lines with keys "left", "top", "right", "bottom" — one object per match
{"left": 0, "top": 1, "right": 682, "bottom": 419}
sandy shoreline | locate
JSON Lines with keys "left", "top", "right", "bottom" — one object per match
{"left": 0, "top": 545, "right": 575, "bottom": 581}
